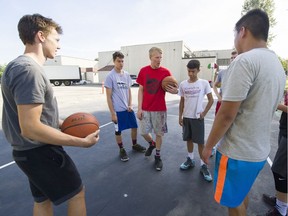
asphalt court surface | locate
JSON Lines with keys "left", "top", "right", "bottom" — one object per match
{"left": 0, "top": 84, "right": 282, "bottom": 216}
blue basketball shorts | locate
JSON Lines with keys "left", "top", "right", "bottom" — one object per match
{"left": 213, "top": 151, "right": 266, "bottom": 208}
{"left": 115, "top": 110, "right": 138, "bottom": 132}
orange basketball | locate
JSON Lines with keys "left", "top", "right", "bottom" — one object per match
{"left": 161, "top": 76, "right": 178, "bottom": 91}
{"left": 61, "top": 112, "right": 99, "bottom": 138}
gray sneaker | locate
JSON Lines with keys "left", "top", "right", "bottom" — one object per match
{"left": 262, "top": 194, "right": 276, "bottom": 207}
{"left": 145, "top": 145, "right": 155, "bottom": 156}
{"left": 120, "top": 148, "right": 129, "bottom": 162}
{"left": 132, "top": 144, "right": 146, "bottom": 153}
{"left": 180, "top": 157, "right": 195, "bottom": 170}
{"left": 154, "top": 156, "right": 163, "bottom": 171}
{"left": 200, "top": 164, "right": 213, "bottom": 182}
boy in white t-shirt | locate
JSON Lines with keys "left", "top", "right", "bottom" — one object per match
{"left": 178, "top": 59, "right": 214, "bottom": 182}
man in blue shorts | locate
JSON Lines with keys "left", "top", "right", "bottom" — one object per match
{"left": 202, "top": 9, "right": 286, "bottom": 215}
{"left": 1, "top": 14, "right": 100, "bottom": 215}
{"left": 105, "top": 51, "right": 146, "bottom": 162}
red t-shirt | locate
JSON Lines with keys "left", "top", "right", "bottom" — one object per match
{"left": 137, "top": 65, "right": 171, "bottom": 111}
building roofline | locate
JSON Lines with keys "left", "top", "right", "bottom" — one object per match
{"left": 120, "top": 40, "right": 184, "bottom": 49}
{"left": 55, "top": 55, "right": 98, "bottom": 62}
{"left": 182, "top": 56, "right": 216, "bottom": 59}
{"left": 98, "top": 65, "right": 114, "bottom": 71}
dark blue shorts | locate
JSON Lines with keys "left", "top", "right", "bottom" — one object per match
{"left": 115, "top": 110, "right": 138, "bottom": 132}
{"left": 13, "top": 145, "right": 83, "bottom": 205}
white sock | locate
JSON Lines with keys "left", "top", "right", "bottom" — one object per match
{"left": 200, "top": 160, "right": 205, "bottom": 166}
{"left": 276, "top": 199, "right": 288, "bottom": 216}
{"left": 188, "top": 152, "right": 194, "bottom": 160}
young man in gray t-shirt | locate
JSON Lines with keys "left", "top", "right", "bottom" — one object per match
{"left": 203, "top": 9, "right": 286, "bottom": 215}
{"left": 213, "top": 50, "right": 237, "bottom": 115}
{"left": 105, "top": 51, "right": 146, "bottom": 162}
{"left": 2, "top": 14, "right": 99, "bottom": 215}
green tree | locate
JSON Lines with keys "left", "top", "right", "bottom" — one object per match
{"left": 0, "top": 64, "right": 6, "bottom": 79}
{"left": 241, "top": 0, "right": 276, "bottom": 46}
{"left": 279, "top": 57, "right": 288, "bottom": 74}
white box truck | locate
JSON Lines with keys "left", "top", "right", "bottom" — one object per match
{"left": 43, "top": 65, "right": 82, "bottom": 86}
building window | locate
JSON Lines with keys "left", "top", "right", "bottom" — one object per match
{"left": 217, "top": 59, "right": 230, "bottom": 66}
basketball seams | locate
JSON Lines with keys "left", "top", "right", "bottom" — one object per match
{"left": 61, "top": 112, "right": 99, "bottom": 137}
{"left": 61, "top": 122, "right": 99, "bottom": 133}
{"left": 161, "top": 76, "right": 178, "bottom": 91}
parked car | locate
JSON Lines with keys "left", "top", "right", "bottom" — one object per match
{"left": 74, "top": 80, "right": 91, "bottom": 85}
{"left": 130, "top": 75, "right": 139, "bottom": 86}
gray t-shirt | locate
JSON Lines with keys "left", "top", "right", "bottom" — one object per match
{"left": 218, "top": 48, "right": 286, "bottom": 162}
{"left": 216, "top": 69, "right": 225, "bottom": 83}
{"left": 1, "top": 55, "right": 59, "bottom": 151}
{"left": 215, "top": 69, "right": 226, "bottom": 95}
{"left": 104, "top": 69, "right": 132, "bottom": 112}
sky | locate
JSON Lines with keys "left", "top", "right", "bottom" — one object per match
{"left": 0, "top": 0, "right": 287, "bottom": 64}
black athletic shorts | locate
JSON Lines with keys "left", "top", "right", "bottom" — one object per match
{"left": 273, "top": 172, "right": 287, "bottom": 193}
{"left": 13, "top": 145, "right": 83, "bottom": 205}
{"left": 272, "top": 135, "right": 287, "bottom": 193}
{"left": 182, "top": 118, "right": 204, "bottom": 144}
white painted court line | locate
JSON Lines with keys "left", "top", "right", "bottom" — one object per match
{"left": 266, "top": 157, "right": 273, "bottom": 167}
{"left": 0, "top": 122, "right": 114, "bottom": 171}
{"left": 0, "top": 161, "right": 15, "bottom": 170}
{"left": 0, "top": 120, "right": 274, "bottom": 169}
{"left": 168, "top": 114, "right": 274, "bottom": 166}
{"left": 99, "top": 122, "right": 113, "bottom": 128}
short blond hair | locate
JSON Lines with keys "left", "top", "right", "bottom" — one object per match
{"left": 149, "top": 47, "right": 162, "bottom": 58}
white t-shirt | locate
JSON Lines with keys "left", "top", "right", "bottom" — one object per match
{"left": 218, "top": 48, "right": 286, "bottom": 162}
{"left": 178, "top": 79, "right": 211, "bottom": 118}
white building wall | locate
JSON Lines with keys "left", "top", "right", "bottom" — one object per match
{"left": 45, "top": 56, "right": 98, "bottom": 70}
{"left": 86, "top": 72, "right": 98, "bottom": 83}
{"left": 121, "top": 41, "right": 183, "bottom": 82}
{"left": 60, "top": 56, "right": 98, "bottom": 69}
{"left": 45, "top": 56, "right": 62, "bottom": 65}
{"left": 98, "top": 71, "right": 109, "bottom": 83}
{"left": 98, "top": 51, "right": 115, "bottom": 69}
{"left": 97, "top": 41, "right": 229, "bottom": 84}
{"left": 211, "top": 49, "right": 234, "bottom": 59}
{"left": 180, "top": 57, "right": 217, "bottom": 82}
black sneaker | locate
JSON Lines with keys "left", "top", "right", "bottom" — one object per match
{"left": 119, "top": 148, "right": 129, "bottom": 162}
{"left": 154, "top": 156, "right": 163, "bottom": 171}
{"left": 145, "top": 145, "right": 155, "bottom": 156}
{"left": 132, "top": 144, "right": 146, "bottom": 153}
{"left": 257, "top": 207, "right": 283, "bottom": 216}
{"left": 262, "top": 194, "right": 276, "bottom": 207}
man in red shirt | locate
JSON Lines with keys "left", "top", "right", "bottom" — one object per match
{"left": 137, "top": 47, "right": 178, "bottom": 171}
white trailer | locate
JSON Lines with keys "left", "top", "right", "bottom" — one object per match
{"left": 43, "top": 65, "right": 82, "bottom": 86}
